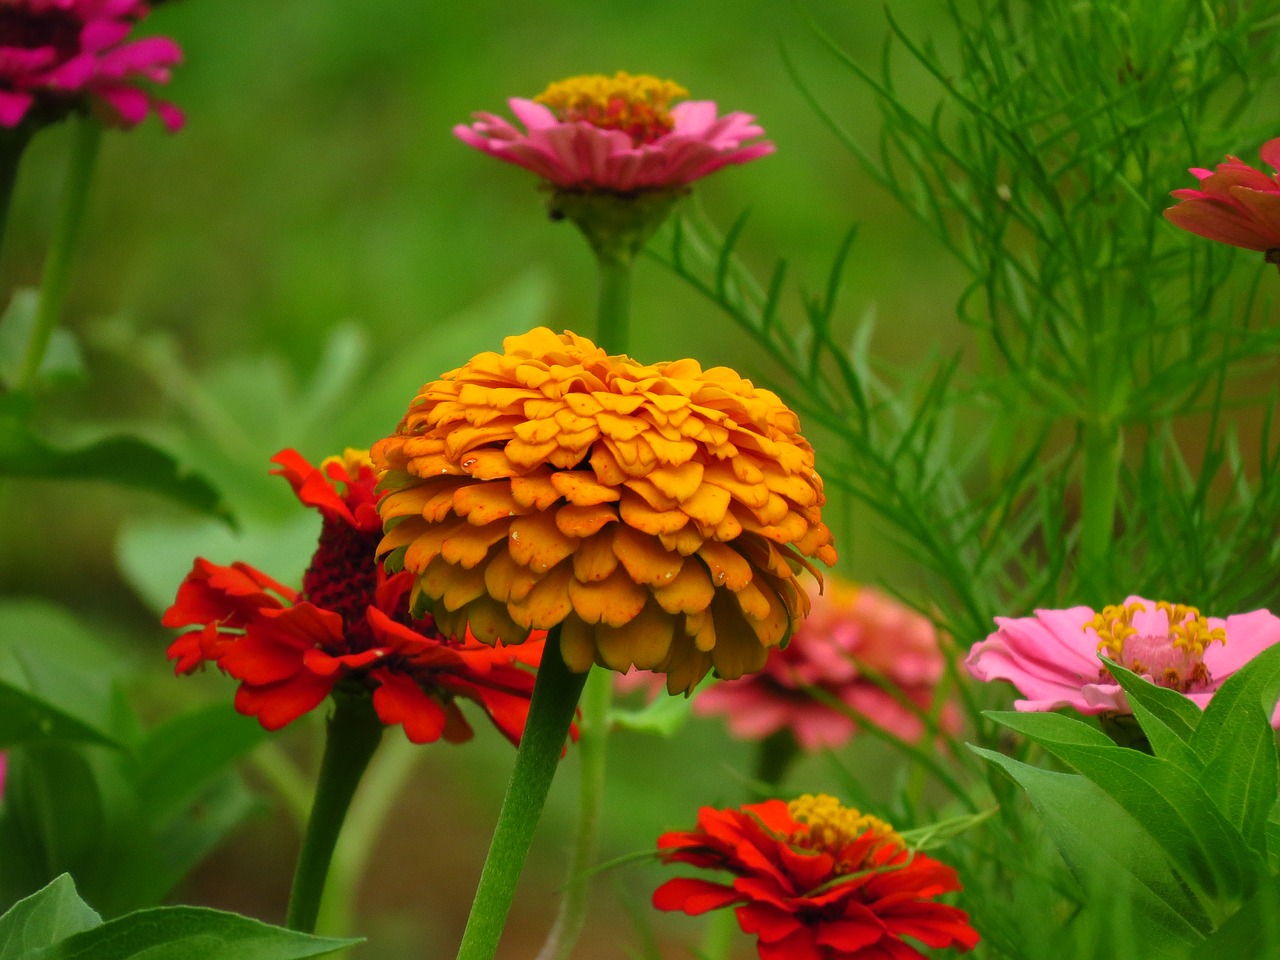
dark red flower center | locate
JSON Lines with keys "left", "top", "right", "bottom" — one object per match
{"left": 0, "top": 10, "right": 82, "bottom": 56}
{"left": 302, "top": 517, "right": 385, "bottom": 653}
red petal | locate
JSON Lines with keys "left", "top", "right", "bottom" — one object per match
{"left": 651, "top": 877, "right": 739, "bottom": 915}
{"left": 372, "top": 670, "right": 448, "bottom": 743}
{"left": 235, "top": 673, "right": 333, "bottom": 729}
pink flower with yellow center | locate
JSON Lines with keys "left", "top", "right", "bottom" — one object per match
{"left": 0, "top": 0, "right": 183, "bottom": 131}
{"left": 966, "top": 596, "right": 1280, "bottom": 722}
{"left": 454, "top": 70, "right": 773, "bottom": 194}
{"left": 1164, "top": 139, "right": 1280, "bottom": 264}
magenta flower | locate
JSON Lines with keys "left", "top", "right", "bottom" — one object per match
{"left": 691, "top": 580, "right": 958, "bottom": 750}
{"left": 454, "top": 70, "right": 773, "bottom": 193}
{"left": 1164, "top": 139, "right": 1280, "bottom": 261}
{"left": 0, "top": 0, "right": 183, "bottom": 132}
{"left": 966, "top": 597, "right": 1280, "bottom": 723}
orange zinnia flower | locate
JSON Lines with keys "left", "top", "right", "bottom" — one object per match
{"left": 163, "top": 449, "right": 549, "bottom": 745}
{"left": 373, "top": 327, "right": 837, "bottom": 694}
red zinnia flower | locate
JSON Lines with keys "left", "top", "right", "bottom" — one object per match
{"left": 1164, "top": 138, "right": 1280, "bottom": 263}
{"left": 655, "top": 794, "right": 979, "bottom": 960}
{"left": 163, "top": 448, "right": 550, "bottom": 746}
{"left": 0, "top": 0, "right": 183, "bottom": 132}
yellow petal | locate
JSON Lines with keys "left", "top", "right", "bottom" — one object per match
{"left": 572, "top": 530, "right": 619, "bottom": 583}
{"left": 568, "top": 566, "right": 649, "bottom": 626}
{"left": 594, "top": 601, "right": 674, "bottom": 671}
{"left": 556, "top": 503, "right": 620, "bottom": 538}
{"left": 560, "top": 614, "right": 597, "bottom": 672}
{"left": 509, "top": 511, "right": 580, "bottom": 571}
{"left": 652, "top": 558, "right": 714, "bottom": 615}
{"left": 619, "top": 489, "right": 688, "bottom": 535}
{"left": 508, "top": 561, "right": 573, "bottom": 629}
{"left": 647, "top": 460, "right": 706, "bottom": 502}
{"left": 696, "top": 541, "right": 753, "bottom": 591}
{"left": 551, "top": 470, "right": 621, "bottom": 506}
{"left": 510, "top": 470, "right": 562, "bottom": 510}
{"left": 453, "top": 482, "right": 529, "bottom": 525}
{"left": 613, "top": 524, "right": 684, "bottom": 586}
{"left": 441, "top": 522, "right": 510, "bottom": 569}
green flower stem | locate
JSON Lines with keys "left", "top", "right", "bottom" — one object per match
{"left": 533, "top": 666, "right": 612, "bottom": 960}
{"left": 753, "top": 727, "right": 799, "bottom": 788}
{"left": 456, "top": 627, "right": 589, "bottom": 960}
{"left": 1079, "top": 420, "right": 1123, "bottom": 602}
{"left": 0, "top": 129, "right": 31, "bottom": 270}
{"left": 17, "top": 116, "right": 101, "bottom": 392}
{"left": 286, "top": 691, "right": 385, "bottom": 934}
{"left": 594, "top": 252, "right": 632, "bottom": 354}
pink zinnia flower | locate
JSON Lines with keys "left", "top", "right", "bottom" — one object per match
{"left": 966, "top": 596, "right": 1280, "bottom": 723}
{"left": 0, "top": 0, "right": 183, "bottom": 132}
{"left": 692, "top": 580, "right": 957, "bottom": 750}
{"left": 1164, "top": 139, "right": 1280, "bottom": 262}
{"left": 454, "top": 70, "right": 773, "bottom": 193}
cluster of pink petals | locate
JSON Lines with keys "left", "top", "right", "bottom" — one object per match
{"left": 1164, "top": 139, "right": 1280, "bottom": 255}
{"left": 0, "top": 0, "right": 183, "bottom": 131}
{"left": 685, "top": 580, "right": 957, "bottom": 750}
{"left": 454, "top": 98, "right": 773, "bottom": 193}
{"left": 966, "top": 596, "right": 1280, "bottom": 723}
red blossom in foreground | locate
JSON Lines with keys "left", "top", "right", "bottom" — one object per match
{"left": 655, "top": 794, "right": 979, "bottom": 960}
{"left": 1164, "top": 139, "right": 1280, "bottom": 263}
{"left": 0, "top": 0, "right": 183, "bottom": 132}
{"left": 163, "top": 449, "right": 550, "bottom": 746}
{"left": 693, "top": 579, "right": 958, "bottom": 750}
{"left": 455, "top": 71, "right": 772, "bottom": 193}
{"left": 966, "top": 596, "right": 1280, "bottom": 723}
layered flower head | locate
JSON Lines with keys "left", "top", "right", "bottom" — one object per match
{"left": 453, "top": 70, "right": 773, "bottom": 193}
{"left": 0, "top": 0, "right": 183, "bottom": 131}
{"left": 1164, "top": 139, "right": 1280, "bottom": 262}
{"left": 966, "top": 596, "right": 1280, "bottom": 723}
{"left": 695, "top": 579, "right": 957, "bottom": 750}
{"left": 654, "top": 794, "right": 979, "bottom": 960}
{"left": 373, "top": 327, "right": 836, "bottom": 695}
{"left": 163, "top": 449, "right": 548, "bottom": 746}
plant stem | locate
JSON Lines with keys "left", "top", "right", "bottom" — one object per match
{"left": 1079, "top": 420, "right": 1123, "bottom": 602}
{"left": 753, "top": 728, "right": 798, "bottom": 788}
{"left": 16, "top": 116, "right": 100, "bottom": 392}
{"left": 0, "top": 128, "right": 31, "bottom": 271}
{"left": 595, "top": 252, "right": 632, "bottom": 354}
{"left": 533, "top": 667, "right": 612, "bottom": 960}
{"left": 286, "top": 691, "right": 385, "bottom": 934}
{"left": 456, "top": 627, "right": 589, "bottom": 960}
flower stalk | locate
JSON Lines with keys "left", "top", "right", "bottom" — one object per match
{"left": 0, "top": 129, "right": 30, "bottom": 269}
{"left": 285, "top": 689, "right": 385, "bottom": 934}
{"left": 456, "top": 627, "right": 588, "bottom": 960}
{"left": 1079, "top": 420, "right": 1123, "bottom": 601}
{"left": 16, "top": 115, "right": 101, "bottom": 392}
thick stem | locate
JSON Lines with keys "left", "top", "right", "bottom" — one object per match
{"left": 456, "top": 628, "right": 589, "bottom": 960}
{"left": 286, "top": 691, "right": 385, "bottom": 934}
{"left": 17, "top": 117, "right": 101, "bottom": 392}
{"left": 753, "top": 727, "right": 799, "bottom": 788}
{"left": 532, "top": 667, "right": 612, "bottom": 960}
{"left": 1079, "top": 420, "right": 1123, "bottom": 603}
{"left": 594, "top": 253, "right": 632, "bottom": 354}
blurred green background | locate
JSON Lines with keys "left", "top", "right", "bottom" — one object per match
{"left": 0, "top": 1, "right": 970, "bottom": 956}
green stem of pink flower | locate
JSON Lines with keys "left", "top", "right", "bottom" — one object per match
{"left": 16, "top": 116, "right": 101, "bottom": 392}
{"left": 595, "top": 252, "right": 632, "bottom": 354}
{"left": 1079, "top": 420, "right": 1123, "bottom": 602}
{"left": 286, "top": 690, "right": 385, "bottom": 934}
{"left": 0, "top": 128, "right": 31, "bottom": 274}
{"left": 456, "top": 627, "right": 588, "bottom": 960}
{"left": 532, "top": 666, "right": 612, "bottom": 960}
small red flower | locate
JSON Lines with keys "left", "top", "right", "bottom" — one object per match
{"left": 1164, "top": 138, "right": 1280, "bottom": 264}
{"left": 0, "top": 0, "right": 184, "bottom": 132}
{"left": 163, "top": 448, "right": 550, "bottom": 746}
{"left": 654, "top": 795, "right": 979, "bottom": 960}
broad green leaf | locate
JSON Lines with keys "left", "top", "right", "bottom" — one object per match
{"left": 974, "top": 747, "right": 1206, "bottom": 955}
{"left": 610, "top": 689, "right": 698, "bottom": 738}
{"left": 1102, "top": 658, "right": 1202, "bottom": 767}
{"left": 0, "top": 407, "right": 230, "bottom": 521}
{"left": 0, "top": 290, "right": 83, "bottom": 391}
{"left": 1188, "top": 639, "right": 1280, "bottom": 852}
{"left": 989, "top": 710, "right": 1265, "bottom": 901}
{"left": 0, "top": 876, "right": 100, "bottom": 956}
{"left": 0, "top": 682, "right": 123, "bottom": 750}
{"left": 30, "top": 905, "right": 359, "bottom": 960}
{"left": 1185, "top": 875, "right": 1280, "bottom": 960}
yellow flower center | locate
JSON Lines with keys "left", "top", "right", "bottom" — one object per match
{"left": 1084, "top": 600, "right": 1225, "bottom": 692}
{"left": 787, "top": 793, "right": 904, "bottom": 874}
{"left": 535, "top": 71, "right": 688, "bottom": 144}
{"left": 322, "top": 447, "right": 375, "bottom": 478}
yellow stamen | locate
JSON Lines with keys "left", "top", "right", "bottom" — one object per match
{"left": 323, "top": 448, "right": 375, "bottom": 477}
{"left": 1084, "top": 601, "right": 1145, "bottom": 658}
{"left": 535, "top": 71, "right": 688, "bottom": 143}
{"left": 787, "top": 793, "right": 904, "bottom": 873}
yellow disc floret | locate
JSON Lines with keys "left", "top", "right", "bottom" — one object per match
{"left": 787, "top": 793, "right": 904, "bottom": 873}
{"left": 1160, "top": 601, "right": 1226, "bottom": 656}
{"left": 323, "top": 448, "right": 374, "bottom": 477}
{"left": 1084, "top": 601, "right": 1145, "bottom": 658}
{"left": 536, "top": 71, "right": 688, "bottom": 143}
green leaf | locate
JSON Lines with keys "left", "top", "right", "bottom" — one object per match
{"left": 1185, "top": 875, "right": 1280, "bottom": 960}
{"left": 0, "top": 875, "right": 100, "bottom": 956}
{"left": 30, "top": 905, "right": 359, "bottom": 960}
{"left": 0, "top": 405, "right": 230, "bottom": 521}
{"left": 973, "top": 746, "right": 1206, "bottom": 955}
{"left": 989, "top": 710, "right": 1266, "bottom": 901}
{"left": 898, "top": 808, "right": 998, "bottom": 851}
{"left": 1187, "top": 638, "right": 1280, "bottom": 853}
{"left": 1102, "top": 658, "right": 1202, "bottom": 767}
{"left": 610, "top": 689, "right": 698, "bottom": 738}
{"left": 0, "top": 290, "right": 83, "bottom": 391}
{"left": 0, "top": 681, "right": 123, "bottom": 750}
